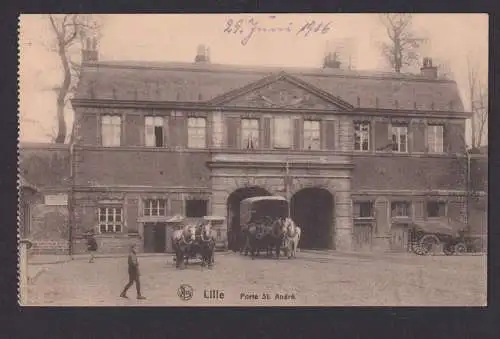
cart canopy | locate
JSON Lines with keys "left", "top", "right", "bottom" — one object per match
{"left": 410, "top": 218, "right": 468, "bottom": 237}
{"left": 166, "top": 215, "right": 185, "bottom": 223}
{"left": 240, "top": 196, "right": 288, "bottom": 225}
{"left": 203, "top": 216, "right": 226, "bottom": 222}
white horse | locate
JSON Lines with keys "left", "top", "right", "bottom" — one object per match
{"left": 171, "top": 224, "right": 197, "bottom": 269}
{"left": 284, "top": 217, "right": 301, "bottom": 258}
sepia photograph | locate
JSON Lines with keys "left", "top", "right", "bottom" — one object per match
{"left": 18, "top": 13, "right": 488, "bottom": 306}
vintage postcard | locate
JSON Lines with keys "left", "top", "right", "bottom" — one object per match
{"left": 18, "top": 14, "right": 488, "bottom": 306}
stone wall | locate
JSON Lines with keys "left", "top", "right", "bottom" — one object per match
{"left": 19, "top": 143, "right": 70, "bottom": 189}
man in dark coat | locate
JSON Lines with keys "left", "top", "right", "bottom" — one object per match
{"left": 86, "top": 230, "right": 98, "bottom": 263}
{"left": 120, "top": 244, "right": 146, "bottom": 299}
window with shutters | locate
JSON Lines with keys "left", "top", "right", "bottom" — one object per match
{"left": 427, "top": 201, "right": 447, "bottom": 218}
{"left": 391, "top": 201, "right": 411, "bottom": 217}
{"left": 186, "top": 199, "right": 208, "bottom": 218}
{"left": 143, "top": 199, "right": 167, "bottom": 216}
{"left": 241, "top": 119, "right": 259, "bottom": 149}
{"left": 353, "top": 201, "right": 374, "bottom": 219}
{"left": 303, "top": 120, "right": 320, "bottom": 150}
{"left": 187, "top": 117, "right": 206, "bottom": 148}
{"left": 98, "top": 207, "right": 123, "bottom": 233}
{"left": 145, "top": 116, "right": 164, "bottom": 147}
{"left": 354, "top": 122, "right": 370, "bottom": 151}
{"left": 274, "top": 116, "right": 292, "bottom": 149}
{"left": 391, "top": 125, "right": 408, "bottom": 153}
{"left": 101, "top": 115, "right": 121, "bottom": 147}
{"left": 427, "top": 125, "right": 444, "bottom": 153}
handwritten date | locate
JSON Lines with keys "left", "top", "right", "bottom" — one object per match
{"left": 224, "top": 17, "right": 333, "bottom": 46}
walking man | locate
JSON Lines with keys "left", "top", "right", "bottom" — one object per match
{"left": 86, "top": 230, "right": 98, "bottom": 263}
{"left": 120, "top": 244, "right": 146, "bottom": 299}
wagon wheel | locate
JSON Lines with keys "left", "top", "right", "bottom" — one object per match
{"left": 454, "top": 242, "right": 467, "bottom": 254}
{"left": 443, "top": 243, "right": 455, "bottom": 256}
{"left": 419, "top": 234, "right": 440, "bottom": 255}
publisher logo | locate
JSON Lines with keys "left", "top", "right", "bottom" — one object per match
{"left": 178, "top": 284, "right": 194, "bottom": 301}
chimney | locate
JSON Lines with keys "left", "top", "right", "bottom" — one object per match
{"left": 195, "top": 44, "right": 210, "bottom": 63}
{"left": 82, "top": 37, "right": 98, "bottom": 63}
{"left": 323, "top": 52, "right": 341, "bottom": 69}
{"left": 420, "top": 57, "right": 437, "bottom": 79}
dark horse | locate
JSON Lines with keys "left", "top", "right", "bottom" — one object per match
{"left": 196, "top": 222, "right": 217, "bottom": 268}
{"left": 171, "top": 224, "right": 197, "bottom": 269}
{"left": 246, "top": 218, "right": 287, "bottom": 260}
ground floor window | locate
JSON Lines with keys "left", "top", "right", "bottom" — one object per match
{"left": 185, "top": 199, "right": 208, "bottom": 218}
{"left": 353, "top": 201, "right": 374, "bottom": 218}
{"left": 144, "top": 199, "right": 167, "bottom": 216}
{"left": 98, "top": 207, "right": 123, "bottom": 233}
{"left": 427, "top": 201, "right": 446, "bottom": 217}
{"left": 391, "top": 201, "right": 411, "bottom": 217}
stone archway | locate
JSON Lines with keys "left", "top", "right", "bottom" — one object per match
{"left": 226, "top": 186, "right": 272, "bottom": 251}
{"left": 291, "top": 187, "right": 334, "bottom": 249}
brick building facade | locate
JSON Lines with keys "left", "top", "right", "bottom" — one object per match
{"left": 21, "top": 44, "right": 487, "bottom": 254}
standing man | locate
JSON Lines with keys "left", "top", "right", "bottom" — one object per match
{"left": 86, "top": 230, "right": 98, "bottom": 263}
{"left": 120, "top": 243, "right": 146, "bottom": 300}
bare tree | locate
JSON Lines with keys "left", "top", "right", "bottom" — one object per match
{"left": 378, "top": 14, "right": 427, "bottom": 73}
{"left": 467, "top": 55, "right": 488, "bottom": 149}
{"left": 47, "top": 14, "right": 101, "bottom": 144}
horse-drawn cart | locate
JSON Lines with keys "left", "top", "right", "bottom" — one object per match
{"left": 409, "top": 218, "right": 472, "bottom": 255}
{"left": 239, "top": 196, "right": 290, "bottom": 259}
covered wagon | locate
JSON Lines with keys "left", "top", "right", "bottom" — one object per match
{"left": 239, "top": 196, "right": 289, "bottom": 259}
{"left": 409, "top": 218, "right": 471, "bottom": 255}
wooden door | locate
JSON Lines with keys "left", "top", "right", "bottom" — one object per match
{"left": 154, "top": 223, "right": 166, "bottom": 253}
{"left": 353, "top": 223, "right": 373, "bottom": 251}
{"left": 390, "top": 224, "right": 410, "bottom": 251}
{"left": 143, "top": 223, "right": 156, "bottom": 253}
{"left": 165, "top": 224, "right": 175, "bottom": 253}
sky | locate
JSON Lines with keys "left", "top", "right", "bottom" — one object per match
{"left": 18, "top": 14, "right": 488, "bottom": 144}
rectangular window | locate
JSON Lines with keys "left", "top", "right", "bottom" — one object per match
{"left": 428, "top": 125, "right": 444, "bottom": 153}
{"left": 354, "top": 122, "right": 370, "bottom": 151}
{"left": 101, "top": 115, "right": 121, "bottom": 147}
{"left": 427, "top": 201, "right": 447, "bottom": 218}
{"left": 143, "top": 199, "right": 167, "bottom": 217}
{"left": 391, "top": 201, "right": 411, "bottom": 217}
{"left": 353, "top": 201, "right": 374, "bottom": 218}
{"left": 274, "top": 116, "right": 292, "bottom": 148}
{"left": 187, "top": 117, "right": 206, "bottom": 148}
{"left": 98, "top": 207, "right": 122, "bottom": 233}
{"left": 145, "top": 116, "right": 164, "bottom": 147}
{"left": 391, "top": 125, "right": 408, "bottom": 153}
{"left": 241, "top": 119, "right": 259, "bottom": 149}
{"left": 185, "top": 199, "right": 208, "bottom": 218}
{"left": 303, "top": 120, "right": 321, "bottom": 150}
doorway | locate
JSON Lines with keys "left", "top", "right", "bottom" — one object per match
{"left": 226, "top": 186, "right": 271, "bottom": 251}
{"left": 291, "top": 187, "right": 334, "bottom": 249}
{"left": 143, "top": 222, "right": 167, "bottom": 253}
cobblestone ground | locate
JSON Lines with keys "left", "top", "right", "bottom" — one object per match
{"left": 26, "top": 251, "right": 487, "bottom": 307}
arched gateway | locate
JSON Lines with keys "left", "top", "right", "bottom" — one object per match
{"left": 226, "top": 186, "right": 271, "bottom": 250}
{"left": 291, "top": 187, "right": 334, "bottom": 249}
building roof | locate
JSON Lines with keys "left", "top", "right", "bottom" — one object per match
{"left": 74, "top": 60, "right": 464, "bottom": 112}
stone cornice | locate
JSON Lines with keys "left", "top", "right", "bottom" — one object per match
{"left": 207, "top": 161, "right": 354, "bottom": 170}
{"left": 73, "top": 185, "right": 210, "bottom": 193}
{"left": 71, "top": 145, "right": 467, "bottom": 159}
{"left": 71, "top": 98, "right": 470, "bottom": 119}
